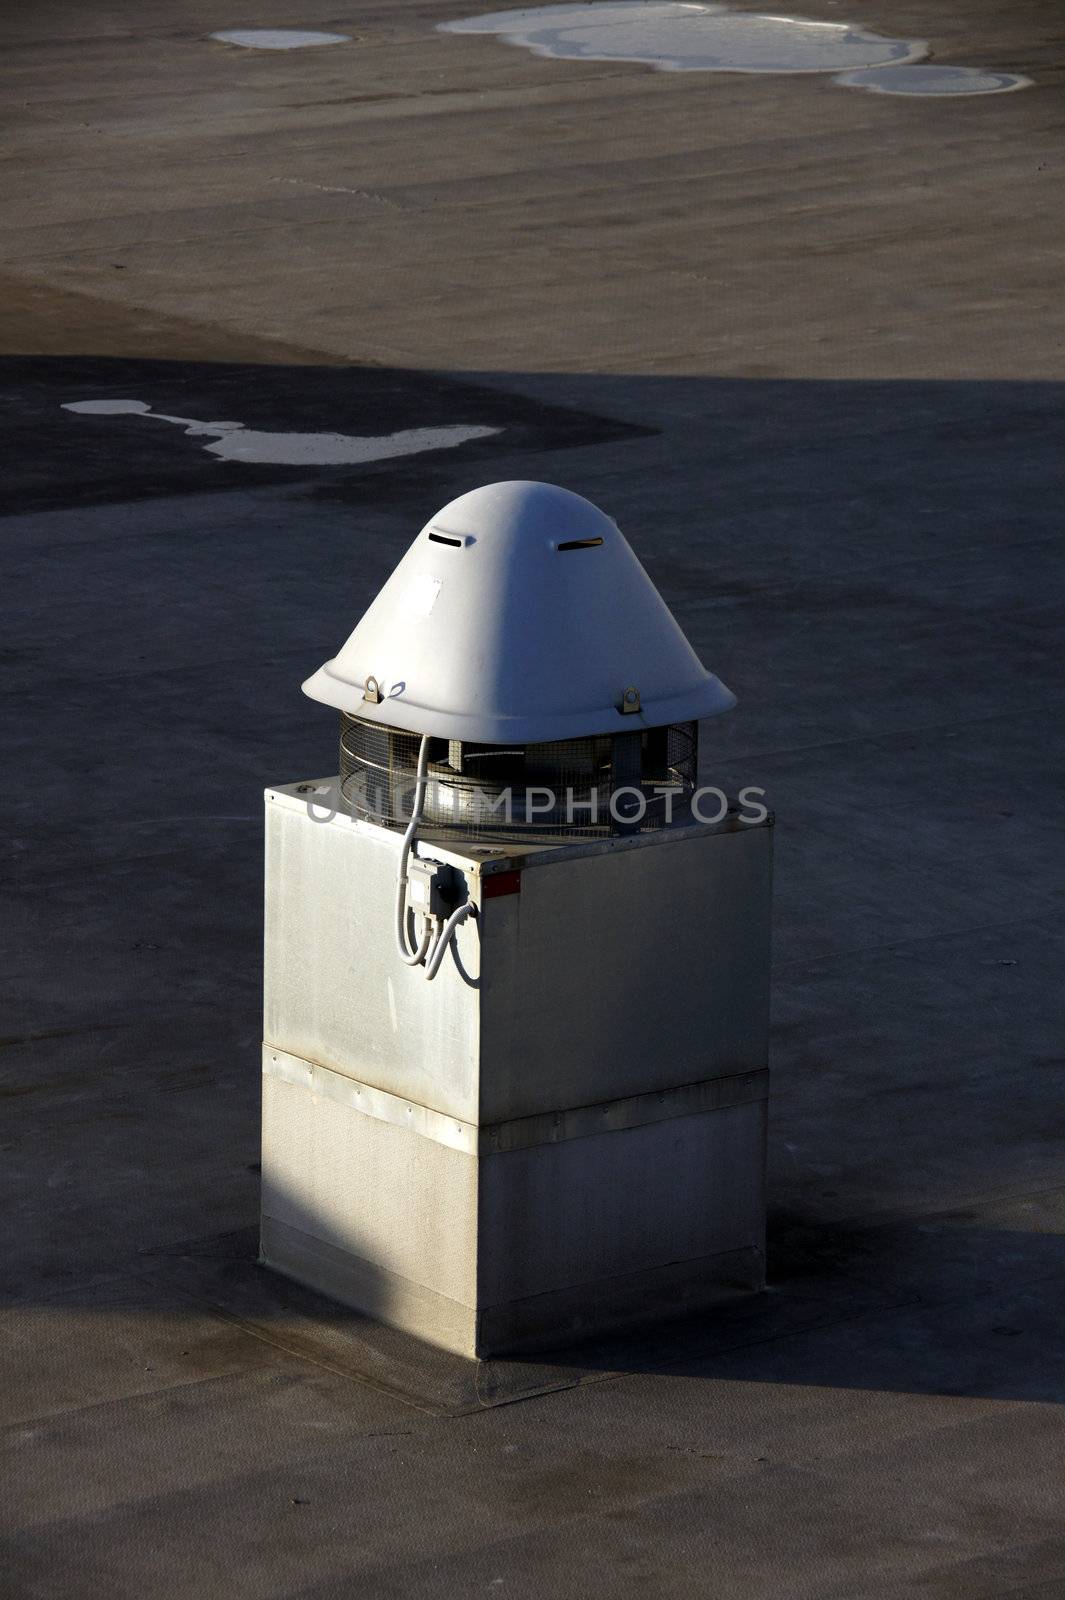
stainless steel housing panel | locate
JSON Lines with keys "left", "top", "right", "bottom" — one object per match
{"left": 478, "top": 822, "right": 773, "bottom": 1123}
{"left": 261, "top": 1058, "right": 477, "bottom": 1309}
{"left": 264, "top": 791, "right": 481, "bottom": 1121}
{"left": 477, "top": 1098, "right": 767, "bottom": 1305}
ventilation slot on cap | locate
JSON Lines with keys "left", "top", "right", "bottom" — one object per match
{"left": 428, "top": 532, "right": 463, "bottom": 547}
{"left": 557, "top": 537, "right": 603, "bottom": 551}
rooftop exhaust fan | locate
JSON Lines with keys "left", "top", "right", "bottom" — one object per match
{"left": 262, "top": 480, "right": 772, "bottom": 1358}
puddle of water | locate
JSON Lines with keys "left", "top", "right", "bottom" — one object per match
{"left": 834, "top": 64, "right": 1031, "bottom": 97}
{"left": 439, "top": 2, "right": 928, "bottom": 75}
{"left": 210, "top": 29, "right": 351, "bottom": 50}
{"left": 62, "top": 400, "right": 500, "bottom": 466}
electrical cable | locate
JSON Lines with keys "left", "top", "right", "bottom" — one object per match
{"left": 394, "top": 732, "right": 478, "bottom": 978}
{"left": 395, "top": 734, "right": 434, "bottom": 965}
{"left": 423, "top": 900, "right": 477, "bottom": 982}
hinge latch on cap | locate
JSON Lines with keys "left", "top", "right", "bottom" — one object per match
{"left": 620, "top": 685, "right": 641, "bottom": 714}
{"left": 363, "top": 675, "right": 382, "bottom": 705}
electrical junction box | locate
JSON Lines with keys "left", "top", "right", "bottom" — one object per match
{"left": 261, "top": 777, "right": 772, "bottom": 1358}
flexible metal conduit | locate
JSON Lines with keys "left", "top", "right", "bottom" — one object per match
{"left": 395, "top": 734, "right": 477, "bottom": 980}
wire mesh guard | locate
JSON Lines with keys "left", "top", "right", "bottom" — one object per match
{"left": 339, "top": 715, "right": 699, "bottom": 839}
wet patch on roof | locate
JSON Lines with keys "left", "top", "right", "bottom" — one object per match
{"left": 61, "top": 400, "right": 500, "bottom": 467}
{"left": 210, "top": 29, "right": 351, "bottom": 50}
{"left": 834, "top": 64, "right": 1031, "bottom": 97}
{"left": 439, "top": 3, "right": 927, "bottom": 75}
{"left": 439, "top": 4, "right": 1030, "bottom": 98}
{"left": 3, "top": 355, "right": 653, "bottom": 514}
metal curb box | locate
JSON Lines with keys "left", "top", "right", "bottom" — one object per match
{"left": 261, "top": 779, "right": 772, "bottom": 1358}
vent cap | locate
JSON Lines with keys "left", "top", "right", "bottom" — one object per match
{"left": 302, "top": 481, "right": 735, "bottom": 743}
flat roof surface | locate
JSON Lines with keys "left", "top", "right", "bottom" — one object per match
{"left": 2, "top": 3, "right": 1064, "bottom": 1596}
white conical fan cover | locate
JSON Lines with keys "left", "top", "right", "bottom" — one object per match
{"left": 303, "top": 481, "right": 735, "bottom": 742}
